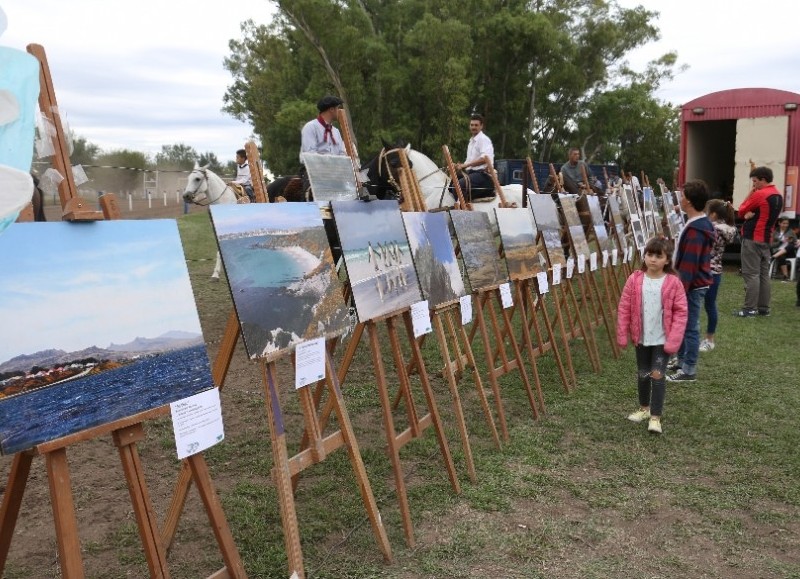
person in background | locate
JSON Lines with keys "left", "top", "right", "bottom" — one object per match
{"left": 699, "top": 199, "right": 736, "bottom": 352}
{"left": 770, "top": 218, "right": 797, "bottom": 280}
{"left": 560, "top": 147, "right": 589, "bottom": 192}
{"left": 667, "top": 179, "right": 714, "bottom": 383}
{"left": 231, "top": 148, "right": 255, "bottom": 202}
{"left": 451, "top": 113, "right": 495, "bottom": 200}
{"left": 617, "top": 237, "right": 688, "bottom": 434}
{"left": 734, "top": 166, "right": 783, "bottom": 316}
{"left": 299, "top": 95, "right": 346, "bottom": 196}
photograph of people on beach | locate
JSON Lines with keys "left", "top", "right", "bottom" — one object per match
{"left": 210, "top": 203, "right": 350, "bottom": 361}
{"left": 449, "top": 210, "right": 508, "bottom": 292}
{"left": 527, "top": 193, "right": 567, "bottom": 267}
{"left": 495, "top": 207, "right": 546, "bottom": 280}
{"left": 332, "top": 200, "right": 421, "bottom": 321}
{"left": 402, "top": 211, "right": 465, "bottom": 309}
{"left": 0, "top": 220, "right": 214, "bottom": 455}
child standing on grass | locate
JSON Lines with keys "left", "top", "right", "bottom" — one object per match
{"left": 617, "top": 238, "right": 688, "bottom": 434}
{"left": 700, "top": 199, "right": 737, "bottom": 352}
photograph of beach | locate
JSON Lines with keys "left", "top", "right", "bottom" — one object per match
{"left": 0, "top": 220, "right": 214, "bottom": 455}
{"left": 209, "top": 203, "right": 350, "bottom": 361}
{"left": 402, "top": 211, "right": 465, "bottom": 309}
{"left": 495, "top": 207, "right": 546, "bottom": 280}
{"left": 528, "top": 194, "right": 567, "bottom": 267}
{"left": 331, "top": 200, "right": 421, "bottom": 321}
{"left": 449, "top": 210, "right": 508, "bottom": 292}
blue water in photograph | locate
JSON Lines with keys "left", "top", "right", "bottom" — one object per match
{"left": 0, "top": 345, "right": 213, "bottom": 455}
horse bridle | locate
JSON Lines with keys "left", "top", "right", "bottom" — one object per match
{"left": 377, "top": 148, "right": 402, "bottom": 196}
{"left": 185, "top": 169, "right": 227, "bottom": 206}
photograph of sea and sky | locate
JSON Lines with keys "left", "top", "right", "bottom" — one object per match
{"left": 0, "top": 220, "right": 214, "bottom": 455}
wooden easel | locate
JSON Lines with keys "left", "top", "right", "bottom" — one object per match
{"left": 467, "top": 283, "right": 541, "bottom": 442}
{"left": 258, "top": 347, "right": 392, "bottom": 578}
{"left": 1, "top": 43, "right": 244, "bottom": 579}
{"left": 245, "top": 141, "right": 267, "bottom": 203}
{"left": 361, "top": 308, "right": 462, "bottom": 547}
{"left": 559, "top": 197, "right": 619, "bottom": 359}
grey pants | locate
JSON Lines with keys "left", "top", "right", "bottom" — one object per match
{"left": 740, "top": 238, "right": 772, "bottom": 310}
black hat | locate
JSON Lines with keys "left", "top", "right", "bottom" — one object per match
{"left": 317, "top": 95, "right": 343, "bottom": 112}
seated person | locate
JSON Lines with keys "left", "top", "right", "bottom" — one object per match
{"left": 450, "top": 114, "right": 495, "bottom": 200}
{"left": 771, "top": 218, "right": 797, "bottom": 279}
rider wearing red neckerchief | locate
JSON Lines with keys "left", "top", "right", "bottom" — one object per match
{"left": 299, "top": 95, "right": 346, "bottom": 195}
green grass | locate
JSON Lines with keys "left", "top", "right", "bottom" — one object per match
{"left": 5, "top": 208, "right": 798, "bottom": 578}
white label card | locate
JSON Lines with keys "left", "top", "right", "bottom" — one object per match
{"left": 536, "top": 271, "right": 549, "bottom": 294}
{"left": 601, "top": 250, "right": 609, "bottom": 268}
{"left": 577, "top": 254, "right": 587, "bottom": 274}
{"left": 295, "top": 337, "right": 326, "bottom": 389}
{"left": 566, "top": 257, "right": 575, "bottom": 278}
{"left": 612, "top": 248, "right": 619, "bottom": 266}
{"left": 171, "top": 388, "right": 225, "bottom": 460}
{"left": 499, "top": 282, "right": 513, "bottom": 309}
{"left": 410, "top": 300, "right": 432, "bottom": 337}
{"left": 552, "top": 263, "right": 562, "bottom": 285}
{"left": 460, "top": 294, "right": 472, "bottom": 326}
{"left": 590, "top": 252, "right": 598, "bottom": 271}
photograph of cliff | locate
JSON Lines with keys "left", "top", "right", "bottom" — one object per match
{"left": 402, "top": 211, "right": 465, "bottom": 309}
{"left": 560, "top": 196, "right": 592, "bottom": 260}
{"left": 210, "top": 203, "right": 350, "bottom": 361}
{"left": 528, "top": 193, "right": 567, "bottom": 267}
{"left": 449, "top": 210, "right": 508, "bottom": 292}
{"left": 495, "top": 207, "right": 546, "bottom": 280}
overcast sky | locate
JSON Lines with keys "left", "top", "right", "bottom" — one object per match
{"left": 2, "top": 1, "right": 800, "bottom": 165}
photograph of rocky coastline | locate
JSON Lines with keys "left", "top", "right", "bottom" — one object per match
{"left": 449, "top": 210, "right": 508, "bottom": 292}
{"left": 209, "top": 203, "right": 350, "bottom": 361}
{"left": 0, "top": 220, "right": 214, "bottom": 455}
{"left": 402, "top": 211, "right": 465, "bottom": 309}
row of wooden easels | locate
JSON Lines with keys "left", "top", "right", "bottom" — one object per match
{"left": 1, "top": 44, "right": 246, "bottom": 579}
{"left": 3, "top": 45, "right": 636, "bottom": 579}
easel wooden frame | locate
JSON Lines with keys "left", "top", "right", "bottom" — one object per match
{"left": 527, "top": 193, "right": 602, "bottom": 375}
{"left": 559, "top": 196, "right": 620, "bottom": 359}
{"left": 0, "top": 43, "right": 244, "bottom": 579}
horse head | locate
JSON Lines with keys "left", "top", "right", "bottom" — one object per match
{"left": 183, "top": 164, "right": 236, "bottom": 206}
{"left": 361, "top": 138, "right": 409, "bottom": 201}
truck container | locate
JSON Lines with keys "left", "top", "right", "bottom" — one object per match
{"left": 679, "top": 88, "right": 800, "bottom": 216}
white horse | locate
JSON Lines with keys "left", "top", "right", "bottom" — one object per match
{"left": 183, "top": 164, "right": 250, "bottom": 279}
{"left": 406, "top": 147, "right": 528, "bottom": 233}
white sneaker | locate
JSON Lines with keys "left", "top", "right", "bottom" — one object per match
{"left": 699, "top": 340, "right": 715, "bottom": 352}
{"left": 627, "top": 409, "right": 651, "bottom": 423}
{"left": 648, "top": 417, "right": 663, "bottom": 434}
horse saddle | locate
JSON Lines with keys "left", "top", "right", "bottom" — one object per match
{"left": 229, "top": 183, "right": 251, "bottom": 204}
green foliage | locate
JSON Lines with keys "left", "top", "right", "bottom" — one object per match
{"left": 223, "top": 0, "right": 680, "bottom": 176}
{"left": 155, "top": 143, "right": 199, "bottom": 171}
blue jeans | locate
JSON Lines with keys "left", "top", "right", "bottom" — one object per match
{"left": 704, "top": 274, "right": 722, "bottom": 335}
{"left": 677, "top": 287, "right": 708, "bottom": 375}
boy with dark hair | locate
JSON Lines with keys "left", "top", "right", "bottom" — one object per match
{"left": 667, "top": 179, "right": 715, "bottom": 382}
{"left": 231, "top": 148, "right": 255, "bottom": 201}
{"left": 735, "top": 166, "right": 784, "bottom": 316}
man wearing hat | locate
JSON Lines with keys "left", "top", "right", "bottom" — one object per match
{"left": 299, "top": 95, "right": 346, "bottom": 196}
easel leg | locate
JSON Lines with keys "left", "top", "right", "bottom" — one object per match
{"left": 367, "top": 322, "right": 414, "bottom": 547}
{"left": 261, "top": 362, "right": 305, "bottom": 577}
{"left": 186, "top": 453, "right": 247, "bottom": 578}
{"left": 113, "top": 425, "right": 170, "bottom": 579}
{"left": 551, "top": 284, "right": 578, "bottom": 389}
{"left": 324, "top": 352, "right": 392, "bottom": 562}
{"left": 161, "top": 462, "right": 192, "bottom": 550}
{"left": 0, "top": 452, "right": 34, "bottom": 577}
{"left": 45, "top": 448, "right": 85, "bottom": 579}
{"left": 474, "top": 294, "right": 509, "bottom": 442}
{"left": 433, "top": 311, "right": 477, "bottom": 483}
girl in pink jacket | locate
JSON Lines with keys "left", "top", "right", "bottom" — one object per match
{"left": 617, "top": 238, "right": 688, "bottom": 434}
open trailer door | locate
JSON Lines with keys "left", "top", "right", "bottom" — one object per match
{"left": 733, "top": 116, "right": 788, "bottom": 207}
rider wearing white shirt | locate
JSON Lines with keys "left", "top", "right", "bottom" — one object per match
{"left": 230, "top": 148, "right": 254, "bottom": 201}
{"left": 453, "top": 114, "right": 495, "bottom": 200}
{"left": 299, "top": 95, "right": 346, "bottom": 195}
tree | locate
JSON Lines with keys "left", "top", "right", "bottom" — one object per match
{"left": 155, "top": 143, "right": 199, "bottom": 171}
{"left": 90, "top": 149, "right": 150, "bottom": 194}
{"left": 69, "top": 134, "right": 100, "bottom": 166}
{"left": 198, "top": 151, "right": 225, "bottom": 174}
{"left": 222, "top": 0, "right": 680, "bottom": 176}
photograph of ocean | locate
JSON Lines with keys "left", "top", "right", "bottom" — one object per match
{"left": 210, "top": 203, "right": 349, "bottom": 361}
{"left": 0, "top": 220, "right": 214, "bottom": 455}
{"left": 332, "top": 200, "right": 422, "bottom": 321}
